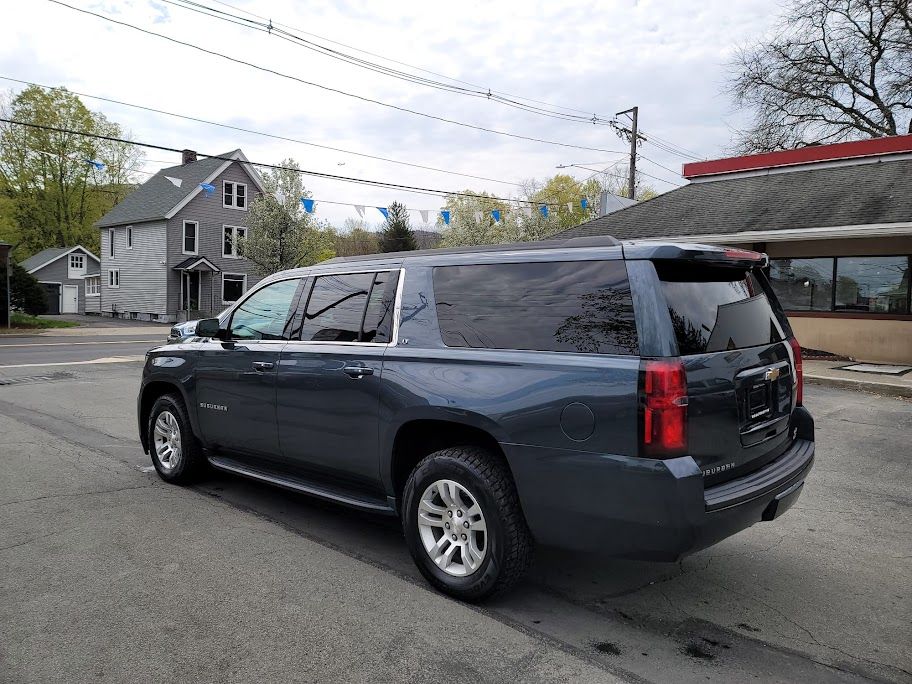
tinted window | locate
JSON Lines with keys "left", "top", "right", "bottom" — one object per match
{"left": 768, "top": 258, "right": 834, "bottom": 311}
{"left": 300, "top": 273, "right": 374, "bottom": 342}
{"left": 362, "top": 271, "right": 400, "bottom": 343}
{"left": 835, "top": 256, "right": 910, "bottom": 313}
{"left": 658, "top": 264, "right": 785, "bottom": 355}
{"left": 433, "top": 261, "right": 638, "bottom": 355}
{"left": 229, "top": 278, "right": 301, "bottom": 341}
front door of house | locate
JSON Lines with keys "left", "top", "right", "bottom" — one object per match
{"left": 181, "top": 271, "right": 200, "bottom": 312}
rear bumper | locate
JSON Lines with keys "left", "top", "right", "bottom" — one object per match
{"left": 503, "top": 410, "right": 814, "bottom": 560}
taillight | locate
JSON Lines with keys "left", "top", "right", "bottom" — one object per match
{"left": 641, "top": 359, "right": 688, "bottom": 458}
{"left": 788, "top": 337, "right": 803, "bottom": 405}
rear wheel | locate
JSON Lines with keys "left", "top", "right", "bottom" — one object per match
{"left": 147, "top": 394, "right": 205, "bottom": 484}
{"left": 402, "top": 446, "right": 533, "bottom": 601}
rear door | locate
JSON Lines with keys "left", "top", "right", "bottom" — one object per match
{"left": 276, "top": 269, "right": 400, "bottom": 496}
{"left": 653, "top": 260, "right": 796, "bottom": 484}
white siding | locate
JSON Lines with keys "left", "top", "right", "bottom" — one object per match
{"left": 99, "top": 221, "right": 168, "bottom": 317}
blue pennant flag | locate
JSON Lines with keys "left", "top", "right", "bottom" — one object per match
{"left": 440, "top": 210, "right": 450, "bottom": 225}
{"left": 539, "top": 204, "right": 549, "bottom": 218}
{"left": 301, "top": 198, "right": 315, "bottom": 213}
{"left": 199, "top": 183, "right": 215, "bottom": 197}
{"left": 581, "top": 198, "right": 588, "bottom": 209}
{"left": 83, "top": 159, "right": 105, "bottom": 171}
{"left": 377, "top": 206, "right": 389, "bottom": 219}
{"left": 491, "top": 209, "right": 501, "bottom": 223}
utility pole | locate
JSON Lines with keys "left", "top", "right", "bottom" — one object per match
{"left": 615, "top": 106, "right": 638, "bottom": 200}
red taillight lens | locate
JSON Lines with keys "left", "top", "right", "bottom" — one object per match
{"left": 641, "top": 359, "right": 688, "bottom": 458}
{"left": 788, "top": 337, "right": 803, "bottom": 405}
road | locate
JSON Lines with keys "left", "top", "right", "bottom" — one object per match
{"left": 1, "top": 332, "right": 910, "bottom": 683}
{"left": 0, "top": 334, "right": 162, "bottom": 368}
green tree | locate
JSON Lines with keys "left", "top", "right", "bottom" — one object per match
{"left": 378, "top": 202, "right": 417, "bottom": 252}
{"left": 330, "top": 217, "right": 380, "bottom": 257}
{"left": 0, "top": 261, "right": 47, "bottom": 315}
{"left": 728, "top": 0, "right": 912, "bottom": 152}
{"left": 241, "top": 158, "right": 334, "bottom": 275}
{"left": 437, "top": 192, "right": 516, "bottom": 247}
{"left": 0, "top": 85, "right": 144, "bottom": 255}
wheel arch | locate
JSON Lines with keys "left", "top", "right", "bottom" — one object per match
{"left": 138, "top": 379, "right": 196, "bottom": 453}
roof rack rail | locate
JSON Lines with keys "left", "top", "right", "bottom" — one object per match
{"left": 561, "top": 234, "right": 621, "bottom": 247}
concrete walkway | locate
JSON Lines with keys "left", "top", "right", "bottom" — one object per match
{"left": 805, "top": 359, "right": 912, "bottom": 398}
{"left": 34, "top": 314, "right": 169, "bottom": 337}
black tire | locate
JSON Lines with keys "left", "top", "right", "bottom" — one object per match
{"left": 402, "top": 446, "right": 533, "bottom": 601}
{"left": 147, "top": 393, "right": 205, "bottom": 485}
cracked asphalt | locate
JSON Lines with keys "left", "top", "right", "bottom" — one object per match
{"left": 0, "top": 344, "right": 910, "bottom": 683}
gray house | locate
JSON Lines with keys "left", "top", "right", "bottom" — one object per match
{"left": 94, "top": 149, "right": 265, "bottom": 322}
{"left": 21, "top": 245, "right": 101, "bottom": 315}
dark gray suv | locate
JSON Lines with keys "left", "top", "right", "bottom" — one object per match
{"left": 138, "top": 236, "right": 814, "bottom": 600}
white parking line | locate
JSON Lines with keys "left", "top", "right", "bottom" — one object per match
{"left": 0, "top": 356, "right": 146, "bottom": 370}
{"left": 0, "top": 340, "right": 160, "bottom": 348}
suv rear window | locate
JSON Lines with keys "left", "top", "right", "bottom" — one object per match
{"left": 657, "top": 263, "right": 785, "bottom": 355}
{"left": 433, "top": 260, "right": 638, "bottom": 355}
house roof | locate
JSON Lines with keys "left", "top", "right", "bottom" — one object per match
{"left": 20, "top": 245, "right": 100, "bottom": 274}
{"left": 95, "top": 150, "right": 263, "bottom": 228}
{"left": 557, "top": 157, "right": 912, "bottom": 242}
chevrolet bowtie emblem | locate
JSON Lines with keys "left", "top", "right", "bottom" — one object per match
{"left": 764, "top": 368, "right": 781, "bottom": 381}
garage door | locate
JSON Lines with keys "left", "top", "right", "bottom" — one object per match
{"left": 42, "top": 283, "right": 61, "bottom": 315}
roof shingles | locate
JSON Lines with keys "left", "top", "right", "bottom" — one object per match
{"left": 557, "top": 159, "right": 912, "bottom": 240}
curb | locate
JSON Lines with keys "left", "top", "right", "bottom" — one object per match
{"left": 806, "top": 374, "right": 912, "bottom": 399}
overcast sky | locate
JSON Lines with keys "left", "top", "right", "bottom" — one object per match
{"left": 0, "top": 0, "right": 778, "bottom": 226}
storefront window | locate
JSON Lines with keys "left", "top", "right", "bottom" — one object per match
{"left": 835, "top": 256, "right": 910, "bottom": 314}
{"left": 768, "top": 258, "right": 834, "bottom": 311}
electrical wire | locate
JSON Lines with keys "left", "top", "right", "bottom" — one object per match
{"left": 1, "top": 117, "right": 603, "bottom": 205}
{"left": 0, "top": 76, "right": 526, "bottom": 188}
{"left": 46, "top": 0, "right": 629, "bottom": 157}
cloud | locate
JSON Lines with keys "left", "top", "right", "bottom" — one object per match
{"left": 0, "top": 0, "right": 776, "bottom": 226}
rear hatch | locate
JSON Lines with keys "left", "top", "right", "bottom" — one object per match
{"left": 652, "top": 252, "right": 799, "bottom": 486}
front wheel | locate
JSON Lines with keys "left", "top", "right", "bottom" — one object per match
{"left": 147, "top": 393, "right": 205, "bottom": 485}
{"left": 402, "top": 446, "right": 533, "bottom": 601}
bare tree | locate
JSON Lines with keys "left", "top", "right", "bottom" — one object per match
{"left": 728, "top": 0, "right": 912, "bottom": 152}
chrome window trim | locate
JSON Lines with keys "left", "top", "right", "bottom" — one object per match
{"left": 283, "top": 267, "right": 405, "bottom": 349}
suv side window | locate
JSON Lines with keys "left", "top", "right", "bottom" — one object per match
{"left": 229, "top": 278, "right": 302, "bottom": 341}
{"left": 361, "top": 271, "right": 400, "bottom": 343}
{"left": 433, "top": 260, "right": 638, "bottom": 355}
{"left": 300, "top": 272, "right": 374, "bottom": 342}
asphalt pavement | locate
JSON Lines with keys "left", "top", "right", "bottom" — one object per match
{"left": 1, "top": 333, "right": 910, "bottom": 683}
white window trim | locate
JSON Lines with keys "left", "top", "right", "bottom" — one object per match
{"left": 109, "top": 228, "right": 115, "bottom": 258}
{"left": 222, "top": 224, "right": 247, "bottom": 259}
{"left": 222, "top": 272, "right": 248, "bottom": 305}
{"left": 68, "top": 253, "right": 86, "bottom": 279}
{"left": 222, "top": 180, "right": 248, "bottom": 211}
{"left": 85, "top": 275, "right": 100, "bottom": 297}
{"left": 182, "top": 220, "right": 199, "bottom": 256}
{"left": 108, "top": 269, "right": 120, "bottom": 289}
{"left": 126, "top": 226, "right": 133, "bottom": 250}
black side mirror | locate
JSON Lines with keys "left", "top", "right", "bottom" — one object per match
{"left": 196, "top": 317, "right": 223, "bottom": 339}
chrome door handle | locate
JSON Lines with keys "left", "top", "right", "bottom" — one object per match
{"left": 342, "top": 365, "right": 373, "bottom": 378}
{"left": 252, "top": 361, "right": 275, "bottom": 372}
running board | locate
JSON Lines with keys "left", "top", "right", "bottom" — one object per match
{"left": 207, "top": 455, "right": 395, "bottom": 515}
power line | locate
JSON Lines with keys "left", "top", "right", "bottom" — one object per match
{"left": 0, "top": 76, "right": 528, "bottom": 188}
{"left": 47, "top": 0, "right": 628, "bottom": 157}
{"left": 165, "top": 0, "right": 615, "bottom": 126}
{"left": 203, "top": 0, "right": 621, "bottom": 123}
{"left": 1, "top": 117, "right": 599, "bottom": 205}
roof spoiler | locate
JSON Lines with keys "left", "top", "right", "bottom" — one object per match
{"left": 624, "top": 243, "right": 769, "bottom": 268}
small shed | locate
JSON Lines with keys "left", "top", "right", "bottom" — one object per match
{"left": 20, "top": 246, "right": 101, "bottom": 315}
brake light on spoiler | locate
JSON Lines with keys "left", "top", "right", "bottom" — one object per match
{"left": 640, "top": 359, "right": 688, "bottom": 458}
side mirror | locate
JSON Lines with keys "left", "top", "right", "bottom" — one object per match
{"left": 196, "top": 317, "right": 223, "bottom": 339}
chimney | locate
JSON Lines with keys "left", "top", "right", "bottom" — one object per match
{"left": 181, "top": 149, "right": 198, "bottom": 165}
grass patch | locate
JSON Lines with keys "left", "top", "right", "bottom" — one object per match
{"left": 0, "top": 312, "right": 81, "bottom": 331}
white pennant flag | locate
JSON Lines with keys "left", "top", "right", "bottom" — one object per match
{"left": 354, "top": 205, "right": 365, "bottom": 218}
{"left": 274, "top": 190, "right": 286, "bottom": 204}
{"left": 474, "top": 211, "right": 483, "bottom": 223}
{"left": 523, "top": 205, "right": 533, "bottom": 218}
{"left": 567, "top": 202, "right": 573, "bottom": 213}
{"left": 165, "top": 176, "right": 182, "bottom": 188}
{"left": 419, "top": 210, "right": 430, "bottom": 224}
